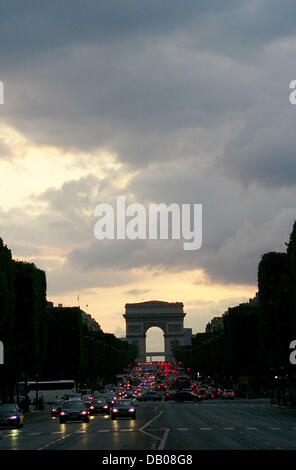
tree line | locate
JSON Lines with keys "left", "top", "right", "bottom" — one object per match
{"left": 174, "top": 221, "right": 296, "bottom": 397}
{"left": 0, "top": 238, "right": 137, "bottom": 402}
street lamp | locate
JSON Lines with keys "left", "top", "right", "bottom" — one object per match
{"left": 35, "top": 375, "right": 39, "bottom": 409}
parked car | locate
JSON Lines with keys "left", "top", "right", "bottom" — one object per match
{"left": 59, "top": 401, "right": 89, "bottom": 423}
{"left": 0, "top": 404, "right": 24, "bottom": 428}
{"left": 111, "top": 400, "right": 136, "bottom": 420}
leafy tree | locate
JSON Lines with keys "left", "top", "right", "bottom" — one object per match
{"left": 258, "top": 252, "right": 292, "bottom": 370}
{"left": 0, "top": 239, "right": 16, "bottom": 401}
{"left": 13, "top": 261, "right": 47, "bottom": 379}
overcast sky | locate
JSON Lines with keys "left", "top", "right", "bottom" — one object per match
{"left": 1, "top": 0, "right": 296, "bottom": 352}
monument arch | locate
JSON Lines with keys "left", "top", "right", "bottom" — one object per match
{"left": 123, "top": 301, "right": 186, "bottom": 362}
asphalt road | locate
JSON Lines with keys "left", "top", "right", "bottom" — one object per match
{"left": 1, "top": 399, "right": 296, "bottom": 451}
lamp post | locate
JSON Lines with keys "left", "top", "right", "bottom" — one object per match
{"left": 35, "top": 374, "right": 39, "bottom": 409}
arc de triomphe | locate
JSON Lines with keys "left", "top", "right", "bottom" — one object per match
{"left": 123, "top": 301, "right": 186, "bottom": 362}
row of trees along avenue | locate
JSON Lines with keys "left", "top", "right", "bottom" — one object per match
{"left": 174, "top": 221, "right": 296, "bottom": 401}
{"left": 0, "top": 237, "right": 137, "bottom": 403}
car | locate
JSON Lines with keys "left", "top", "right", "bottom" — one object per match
{"left": 204, "top": 388, "right": 216, "bottom": 400}
{"left": 88, "top": 399, "right": 110, "bottom": 415}
{"left": 222, "top": 389, "right": 235, "bottom": 400}
{"left": 111, "top": 400, "right": 136, "bottom": 420}
{"left": 122, "top": 392, "right": 135, "bottom": 399}
{"left": 59, "top": 401, "right": 89, "bottom": 423}
{"left": 196, "top": 387, "right": 208, "bottom": 400}
{"left": 0, "top": 404, "right": 24, "bottom": 428}
{"left": 141, "top": 391, "right": 162, "bottom": 401}
{"left": 164, "top": 391, "right": 176, "bottom": 401}
{"left": 51, "top": 401, "right": 63, "bottom": 417}
{"left": 101, "top": 393, "right": 117, "bottom": 406}
{"left": 216, "top": 387, "right": 224, "bottom": 398}
{"left": 67, "top": 393, "right": 82, "bottom": 401}
{"left": 81, "top": 394, "right": 94, "bottom": 402}
{"left": 174, "top": 390, "right": 202, "bottom": 402}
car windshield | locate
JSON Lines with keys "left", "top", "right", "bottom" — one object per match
{"left": 118, "top": 401, "right": 133, "bottom": 407}
{"left": 0, "top": 404, "right": 17, "bottom": 412}
{"left": 62, "top": 402, "right": 84, "bottom": 409}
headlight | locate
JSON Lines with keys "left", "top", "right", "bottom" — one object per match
{"left": 9, "top": 415, "right": 18, "bottom": 419}
{"left": 128, "top": 408, "right": 135, "bottom": 412}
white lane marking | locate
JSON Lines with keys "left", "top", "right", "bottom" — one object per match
{"left": 121, "top": 429, "right": 133, "bottom": 432}
{"left": 158, "top": 428, "right": 170, "bottom": 450}
{"left": 97, "top": 429, "right": 111, "bottom": 433}
{"left": 176, "top": 428, "right": 189, "bottom": 431}
{"left": 37, "top": 433, "right": 71, "bottom": 450}
{"left": 246, "top": 427, "right": 257, "bottom": 430}
{"left": 140, "top": 410, "right": 163, "bottom": 432}
{"left": 200, "top": 427, "right": 212, "bottom": 430}
{"left": 139, "top": 410, "right": 163, "bottom": 442}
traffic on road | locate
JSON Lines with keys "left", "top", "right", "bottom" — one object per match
{"left": 1, "top": 361, "right": 295, "bottom": 452}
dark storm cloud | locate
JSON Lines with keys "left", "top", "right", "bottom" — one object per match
{"left": 1, "top": 0, "right": 296, "bottom": 166}
{"left": 1, "top": 0, "right": 295, "bottom": 63}
{"left": 63, "top": 164, "right": 296, "bottom": 284}
{"left": 1, "top": 0, "right": 296, "bottom": 289}
{"left": 0, "top": 0, "right": 239, "bottom": 64}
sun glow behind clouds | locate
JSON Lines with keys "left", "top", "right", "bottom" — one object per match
{"left": 47, "top": 266, "right": 256, "bottom": 335}
{"left": 0, "top": 122, "right": 122, "bottom": 209}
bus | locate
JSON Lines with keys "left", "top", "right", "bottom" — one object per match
{"left": 174, "top": 375, "right": 191, "bottom": 392}
{"left": 15, "top": 380, "right": 76, "bottom": 404}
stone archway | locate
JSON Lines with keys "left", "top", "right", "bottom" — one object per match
{"left": 123, "top": 301, "right": 186, "bottom": 362}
